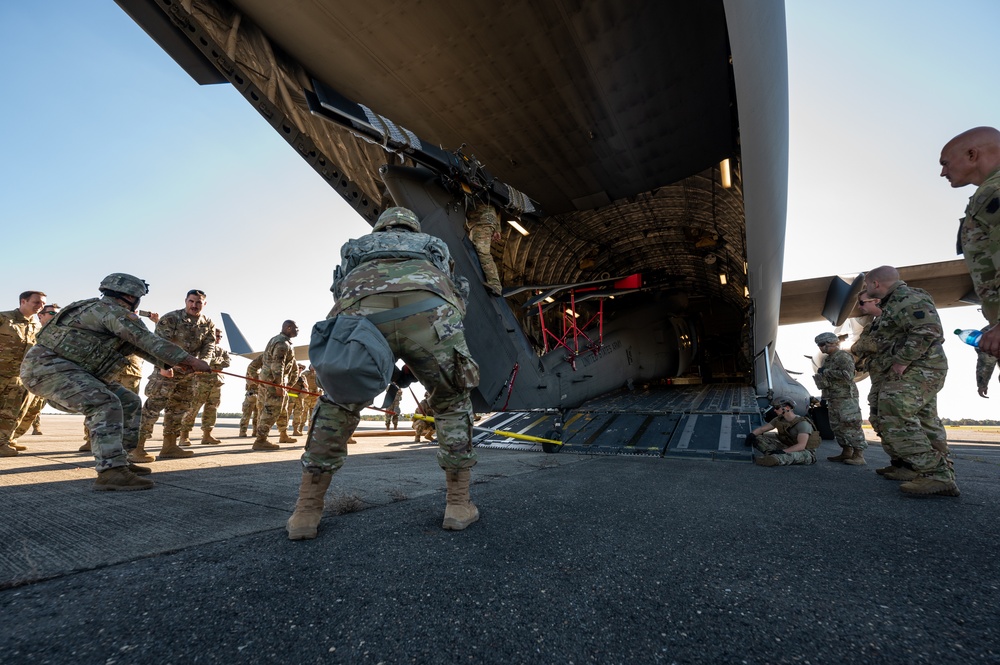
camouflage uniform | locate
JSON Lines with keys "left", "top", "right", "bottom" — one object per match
{"left": 958, "top": 168, "right": 1000, "bottom": 324}
{"left": 851, "top": 319, "right": 888, "bottom": 436}
{"left": 290, "top": 370, "right": 308, "bottom": 435}
{"left": 19, "top": 297, "right": 190, "bottom": 471}
{"left": 813, "top": 348, "right": 866, "bottom": 451}
{"left": 182, "top": 343, "right": 231, "bottom": 436}
{"left": 300, "top": 366, "right": 319, "bottom": 430}
{"left": 872, "top": 282, "right": 953, "bottom": 481}
{"left": 240, "top": 355, "right": 263, "bottom": 435}
{"left": 976, "top": 347, "right": 997, "bottom": 394}
{"left": 754, "top": 416, "right": 819, "bottom": 466}
{"left": 0, "top": 309, "right": 40, "bottom": 450}
{"left": 385, "top": 386, "right": 402, "bottom": 429}
{"left": 302, "top": 226, "right": 478, "bottom": 474}
{"left": 413, "top": 396, "right": 435, "bottom": 442}
{"left": 254, "top": 333, "right": 296, "bottom": 440}
{"left": 466, "top": 202, "right": 502, "bottom": 295}
{"left": 138, "top": 309, "right": 216, "bottom": 444}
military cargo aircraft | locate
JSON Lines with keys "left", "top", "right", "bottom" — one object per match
{"left": 117, "top": 0, "right": 975, "bottom": 458}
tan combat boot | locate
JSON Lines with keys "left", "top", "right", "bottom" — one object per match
{"left": 252, "top": 435, "right": 280, "bottom": 451}
{"left": 128, "top": 439, "right": 154, "bottom": 463}
{"left": 278, "top": 429, "right": 297, "bottom": 444}
{"left": 843, "top": 448, "right": 867, "bottom": 466}
{"left": 827, "top": 447, "right": 852, "bottom": 462}
{"left": 239, "top": 428, "right": 248, "bottom": 437}
{"left": 79, "top": 441, "right": 92, "bottom": 452}
{"left": 178, "top": 430, "right": 191, "bottom": 447}
{"left": 883, "top": 466, "right": 919, "bottom": 481}
{"left": 442, "top": 469, "right": 480, "bottom": 530}
{"left": 157, "top": 433, "right": 194, "bottom": 460}
{"left": 32, "top": 427, "right": 42, "bottom": 436}
{"left": 94, "top": 466, "right": 155, "bottom": 491}
{"left": 292, "top": 427, "right": 303, "bottom": 436}
{"left": 128, "top": 463, "right": 152, "bottom": 476}
{"left": 900, "top": 476, "right": 960, "bottom": 497}
{"left": 754, "top": 455, "right": 781, "bottom": 467}
{"left": 287, "top": 471, "right": 334, "bottom": 540}
{"left": 201, "top": 429, "right": 222, "bottom": 445}
{"left": 0, "top": 443, "right": 18, "bottom": 457}
{"left": 9, "top": 439, "right": 26, "bottom": 451}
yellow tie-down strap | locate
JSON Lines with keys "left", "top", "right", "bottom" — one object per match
{"left": 412, "top": 414, "right": 562, "bottom": 446}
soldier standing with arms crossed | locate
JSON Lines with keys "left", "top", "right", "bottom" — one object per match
{"left": 287, "top": 207, "right": 480, "bottom": 540}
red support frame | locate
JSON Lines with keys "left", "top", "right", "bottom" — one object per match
{"left": 536, "top": 290, "right": 606, "bottom": 371}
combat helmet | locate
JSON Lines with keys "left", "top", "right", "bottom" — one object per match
{"left": 771, "top": 396, "right": 796, "bottom": 409}
{"left": 372, "top": 207, "right": 421, "bottom": 233}
{"left": 99, "top": 273, "right": 149, "bottom": 298}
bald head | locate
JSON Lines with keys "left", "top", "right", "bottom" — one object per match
{"left": 864, "top": 265, "right": 900, "bottom": 299}
{"left": 940, "top": 127, "right": 1000, "bottom": 188}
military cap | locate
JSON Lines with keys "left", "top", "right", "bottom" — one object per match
{"left": 814, "top": 332, "right": 839, "bottom": 345}
{"left": 372, "top": 206, "right": 421, "bottom": 233}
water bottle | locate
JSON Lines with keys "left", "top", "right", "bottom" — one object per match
{"left": 955, "top": 329, "right": 982, "bottom": 347}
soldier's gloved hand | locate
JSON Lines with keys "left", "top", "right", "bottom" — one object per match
{"left": 744, "top": 433, "right": 757, "bottom": 447}
{"left": 179, "top": 356, "right": 212, "bottom": 373}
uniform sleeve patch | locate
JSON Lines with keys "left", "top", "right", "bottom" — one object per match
{"left": 988, "top": 198, "right": 1000, "bottom": 214}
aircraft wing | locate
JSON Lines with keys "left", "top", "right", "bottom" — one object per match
{"left": 779, "top": 259, "right": 976, "bottom": 326}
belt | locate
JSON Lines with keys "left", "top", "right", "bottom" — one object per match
{"left": 363, "top": 295, "right": 448, "bottom": 325}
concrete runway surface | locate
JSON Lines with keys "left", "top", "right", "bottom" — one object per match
{"left": 2, "top": 415, "right": 999, "bottom": 663}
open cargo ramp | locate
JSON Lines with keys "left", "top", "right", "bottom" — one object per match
{"left": 473, "top": 384, "right": 763, "bottom": 461}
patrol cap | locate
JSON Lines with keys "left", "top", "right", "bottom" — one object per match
{"left": 372, "top": 206, "right": 421, "bottom": 233}
{"left": 99, "top": 273, "right": 149, "bottom": 299}
{"left": 814, "top": 332, "right": 839, "bottom": 345}
{"left": 771, "top": 396, "right": 796, "bottom": 409}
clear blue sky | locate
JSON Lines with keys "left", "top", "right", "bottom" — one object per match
{"left": 2, "top": 1, "right": 998, "bottom": 418}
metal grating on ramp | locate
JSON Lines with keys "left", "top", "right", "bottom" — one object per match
{"left": 474, "top": 384, "right": 764, "bottom": 460}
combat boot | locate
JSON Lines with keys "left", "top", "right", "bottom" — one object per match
{"left": 31, "top": 427, "right": 42, "bottom": 436}
{"left": 883, "top": 466, "right": 919, "bottom": 481}
{"left": 9, "top": 439, "right": 26, "bottom": 451}
{"left": 442, "top": 469, "right": 480, "bottom": 530}
{"left": 94, "top": 466, "right": 155, "bottom": 491}
{"left": 843, "top": 448, "right": 867, "bottom": 466}
{"left": 201, "top": 429, "right": 222, "bottom": 445}
{"left": 292, "top": 428, "right": 303, "bottom": 436}
{"left": 128, "top": 439, "right": 154, "bottom": 463}
{"left": 827, "top": 447, "right": 852, "bottom": 462}
{"left": 128, "top": 463, "right": 152, "bottom": 476}
{"left": 900, "top": 476, "right": 960, "bottom": 497}
{"left": 239, "top": 428, "right": 248, "bottom": 437}
{"left": 287, "top": 471, "right": 334, "bottom": 540}
{"left": 157, "top": 433, "right": 194, "bottom": 460}
{"left": 178, "top": 430, "right": 191, "bottom": 447}
{"left": 79, "top": 441, "right": 92, "bottom": 452}
{"left": 754, "top": 455, "right": 781, "bottom": 467}
{"left": 278, "top": 429, "right": 297, "bottom": 443}
{"left": 0, "top": 443, "right": 18, "bottom": 457}
{"left": 252, "top": 435, "right": 280, "bottom": 451}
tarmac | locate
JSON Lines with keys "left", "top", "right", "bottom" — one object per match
{"left": 2, "top": 414, "right": 1000, "bottom": 664}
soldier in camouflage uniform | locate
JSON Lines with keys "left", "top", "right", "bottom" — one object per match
{"left": 864, "top": 266, "right": 957, "bottom": 496}
{"left": 0, "top": 290, "right": 45, "bottom": 457}
{"left": 288, "top": 207, "right": 480, "bottom": 541}
{"left": 385, "top": 383, "right": 402, "bottom": 429}
{"left": 300, "top": 365, "right": 319, "bottom": 430}
{"left": 413, "top": 392, "right": 435, "bottom": 443}
{"left": 253, "top": 320, "right": 299, "bottom": 449}
{"left": 9, "top": 304, "right": 58, "bottom": 446}
{"left": 19, "top": 274, "right": 210, "bottom": 490}
{"left": 181, "top": 328, "right": 231, "bottom": 445}
{"left": 239, "top": 355, "right": 263, "bottom": 437}
{"left": 748, "top": 396, "right": 820, "bottom": 467}
{"left": 466, "top": 202, "right": 503, "bottom": 297}
{"left": 813, "top": 332, "right": 867, "bottom": 465}
{"left": 290, "top": 363, "right": 308, "bottom": 436}
{"left": 134, "top": 289, "right": 216, "bottom": 462}
{"left": 940, "top": 127, "right": 1000, "bottom": 354}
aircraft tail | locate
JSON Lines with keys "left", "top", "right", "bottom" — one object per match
{"left": 220, "top": 313, "right": 255, "bottom": 355}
